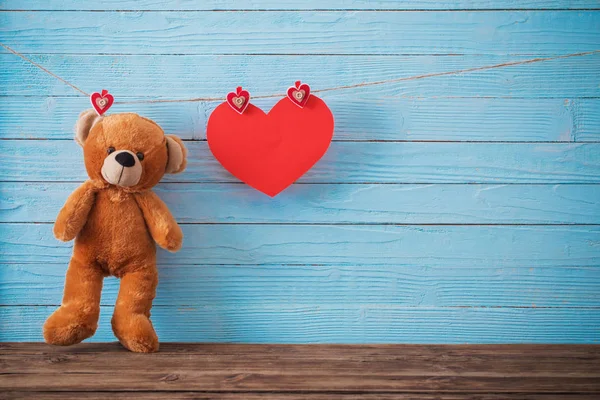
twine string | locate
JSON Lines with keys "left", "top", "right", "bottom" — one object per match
{"left": 2, "top": 42, "right": 598, "bottom": 104}
{"left": 1, "top": 42, "right": 90, "bottom": 96}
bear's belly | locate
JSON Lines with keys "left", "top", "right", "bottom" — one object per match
{"left": 76, "top": 189, "right": 156, "bottom": 275}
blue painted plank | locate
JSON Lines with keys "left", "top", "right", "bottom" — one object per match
{"left": 2, "top": 141, "right": 599, "bottom": 183}
{"left": 1, "top": 305, "right": 598, "bottom": 343}
{"left": 4, "top": 0, "right": 599, "bottom": 10}
{"left": 2, "top": 54, "right": 599, "bottom": 98}
{"left": 0, "top": 96, "right": 205, "bottom": 141}
{"left": 3, "top": 96, "right": 598, "bottom": 142}
{"left": 2, "top": 182, "right": 599, "bottom": 224}
{"left": 2, "top": 263, "right": 598, "bottom": 307}
{"left": 577, "top": 99, "right": 600, "bottom": 142}
{"left": 1, "top": 223, "right": 598, "bottom": 267}
{"left": 1, "top": 11, "right": 598, "bottom": 55}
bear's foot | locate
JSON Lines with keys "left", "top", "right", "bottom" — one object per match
{"left": 112, "top": 313, "right": 159, "bottom": 353}
{"left": 43, "top": 305, "right": 98, "bottom": 346}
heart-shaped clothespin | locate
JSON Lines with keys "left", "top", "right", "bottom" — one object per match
{"left": 226, "top": 86, "right": 251, "bottom": 115}
{"left": 287, "top": 81, "right": 311, "bottom": 108}
{"left": 90, "top": 89, "right": 114, "bottom": 116}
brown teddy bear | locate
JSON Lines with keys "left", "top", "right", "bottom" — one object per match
{"left": 43, "top": 109, "right": 187, "bottom": 353}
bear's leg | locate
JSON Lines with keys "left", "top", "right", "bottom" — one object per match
{"left": 111, "top": 267, "right": 159, "bottom": 353}
{"left": 43, "top": 256, "right": 104, "bottom": 346}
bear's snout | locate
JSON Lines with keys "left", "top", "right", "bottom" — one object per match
{"left": 101, "top": 150, "right": 143, "bottom": 187}
{"left": 115, "top": 151, "right": 136, "bottom": 167}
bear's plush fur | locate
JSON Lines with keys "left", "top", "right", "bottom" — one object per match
{"left": 43, "top": 110, "right": 187, "bottom": 353}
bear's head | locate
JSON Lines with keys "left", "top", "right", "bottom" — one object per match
{"left": 75, "top": 109, "right": 187, "bottom": 191}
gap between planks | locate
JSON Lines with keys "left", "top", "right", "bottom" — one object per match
{"left": 3, "top": 222, "right": 600, "bottom": 226}
{"left": 5, "top": 139, "right": 600, "bottom": 144}
{"left": 2, "top": 305, "right": 599, "bottom": 309}
{"left": 3, "top": 9, "right": 600, "bottom": 12}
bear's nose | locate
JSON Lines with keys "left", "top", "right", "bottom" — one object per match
{"left": 115, "top": 152, "right": 136, "bottom": 167}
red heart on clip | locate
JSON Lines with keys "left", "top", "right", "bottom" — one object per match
{"left": 287, "top": 81, "right": 311, "bottom": 108}
{"left": 207, "top": 94, "right": 334, "bottom": 197}
{"left": 226, "top": 87, "right": 250, "bottom": 114}
{"left": 90, "top": 90, "right": 114, "bottom": 116}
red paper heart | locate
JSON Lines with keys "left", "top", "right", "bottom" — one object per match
{"left": 226, "top": 86, "right": 251, "bottom": 114}
{"left": 207, "top": 94, "right": 334, "bottom": 197}
{"left": 90, "top": 89, "right": 114, "bottom": 116}
{"left": 287, "top": 81, "right": 311, "bottom": 108}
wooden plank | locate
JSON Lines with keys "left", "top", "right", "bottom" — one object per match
{"left": 2, "top": 141, "right": 599, "bottom": 184}
{"left": 576, "top": 99, "right": 600, "bottom": 142}
{"left": 2, "top": 343, "right": 600, "bottom": 375}
{"left": 1, "top": 224, "right": 598, "bottom": 267}
{"left": 2, "top": 54, "right": 599, "bottom": 98}
{"left": 1, "top": 342, "right": 594, "bottom": 355}
{"left": 2, "top": 344, "right": 594, "bottom": 397}
{"left": 3, "top": 182, "right": 600, "bottom": 224}
{"left": 3, "top": 0, "right": 599, "bottom": 11}
{"left": 1, "top": 343, "right": 598, "bottom": 395}
{"left": 3, "top": 96, "right": 599, "bottom": 142}
{"left": 4, "top": 342, "right": 598, "bottom": 363}
{"left": 3, "top": 393, "right": 597, "bottom": 400}
{"left": 2, "top": 263, "right": 599, "bottom": 307}
{"left": 0, "top": 11, "right": 598, "bottom": 55}
{"left": 1, "top": 304, "right": 599, "bottom": 345}
{"left": 0, "top": 96, "right": 205, "bottom": 141}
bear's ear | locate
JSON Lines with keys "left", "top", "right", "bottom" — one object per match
{"left": 74, "top": 109, "right": 102, "bottom": 146}
{"left": 165, "top": 134, "right": 187, "bottom": 174}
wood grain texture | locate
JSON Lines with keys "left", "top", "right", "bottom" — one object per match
{"left": 4, "top": 0, "right": 600, "bottom": 10}
{"left": 3, "top": 96, "right": 599, "bottom": 142}
{"left": 1, "top": 223, "right": 599, "bottom": 267}
{"left": 3, "top": 394, "right": 598, "bottom": 400}
{"left": 2, "top": 182, "right": 600, "bottom": 224}
{"left": 2, "top": 54, "right": 599, "bottom": 98}
{"left": 1, "top": 342, "right": 599, "bottom": 370}
{"left": 4, "top": 342, "right": 599, "bottom": 366}
{"left": 576, "top": 99, "right": 600, "bottom": 142}
{"left": 1, "top": 11, "right": 599, "bottom": 55}
{"left": 1, "top": 306, "right": 599, "bottom": 343}
{"left": 3, "top": 140, "right": 600, "bottom": 184}
{"left": 2, "top": 343, "right": 598, "bottom": 397}
{"left": 2, "top": 263, "right": 599, "bottom": 307}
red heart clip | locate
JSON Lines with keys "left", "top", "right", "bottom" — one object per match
{"left": 90, "top": 89, "right": 114, "bottom": 116}
{"left": 287, "top": 81, "right": 311, "bottom": 108}
{"left": 226, "top": 86, "right": 251, "bottom": 115}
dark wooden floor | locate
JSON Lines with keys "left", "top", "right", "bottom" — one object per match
{"left": 1, "top": 343, "right": 599, "bottom": 399}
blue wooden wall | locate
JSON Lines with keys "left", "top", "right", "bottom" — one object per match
{"left": 0, "top": 1, "right": 599, "bottom": 343}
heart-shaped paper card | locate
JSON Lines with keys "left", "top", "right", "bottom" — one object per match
{"left": 207, "top": 89, "right": 334, "bottom": 197}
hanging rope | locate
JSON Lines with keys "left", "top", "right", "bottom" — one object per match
{"left": 2, "top": 42, "right": 598, "bottom": 104}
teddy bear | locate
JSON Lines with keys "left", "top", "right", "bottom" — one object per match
{"left": 43, "top": 109, "right": 187, "bottom": 353}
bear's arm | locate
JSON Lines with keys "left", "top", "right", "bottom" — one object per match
{"left": 134, "top": 190, "right": 183, "bottom": 252}
{"left": 53, "top": 180, "right": 99, "bottom": 242}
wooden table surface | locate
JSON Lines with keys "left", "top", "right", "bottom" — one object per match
{"left": 1, "top": 343, "right": 599, "bottom": 399}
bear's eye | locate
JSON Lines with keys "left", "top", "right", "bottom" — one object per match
{"left": 107, "top": 147, "right": 116, "bottom": 155}
{"left": 136, "top": 152, "right": 144, "bottom": 161}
